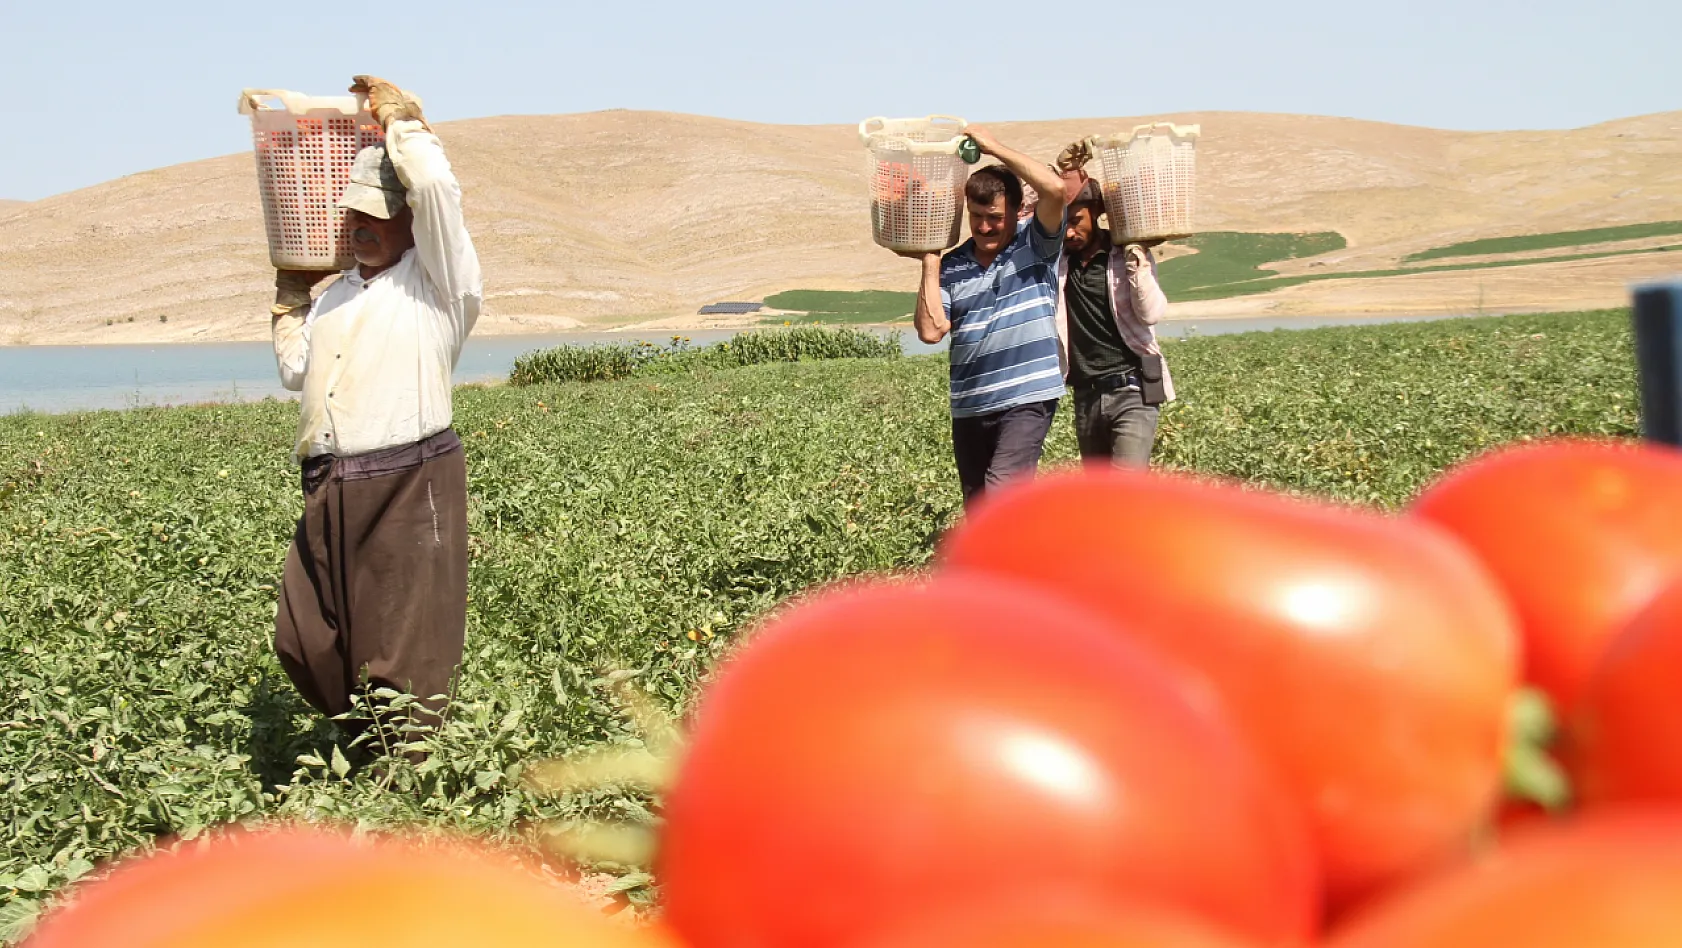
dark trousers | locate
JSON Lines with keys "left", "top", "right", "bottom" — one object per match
{"left": 1073, "top": 386, "right": 1160, "bottom": 467}
{"left": 274, "top": 429, "right": 469, "bottom": 734}
{"left": 951, "top": 399, "right": 1060, "bottom": 507}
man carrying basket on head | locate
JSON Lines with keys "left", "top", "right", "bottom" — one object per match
{"left": 266, "top": 75, "right": 481, "bottom": 740}
{"left": 905, "top": 126, "right": 1071, "bottom": 509}
{"left": 1049, "top": 139, "right": 1174, "bottom": 467}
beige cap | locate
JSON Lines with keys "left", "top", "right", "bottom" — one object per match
{"left": 338, "top": 145, "right": 406, "bottom": 220}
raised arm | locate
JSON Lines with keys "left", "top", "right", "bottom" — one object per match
{"left": 270, "top": 270, "right": 334, "bottom": 390}
{"left": 351, "top": 76, "right": 483, "bottom": 347}
{"left": 909, "top": 251, "right": 951, "bottom": 344}
{"left": 272, "top": 312, "right": 309, "bottom": 391}
{"left": 386, "top": 120, "right": 482, "bottom": 315}
{"left": 887, "top": 216, "right": 950, "bottom": 343}
{"left": 1124, "top": 244, "right": 1169, "bottom": 326}
{"left": 963, "top": 125, "right": 1067, "bottom": 236}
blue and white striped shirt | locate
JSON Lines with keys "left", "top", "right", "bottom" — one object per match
{"left": 939, "top": 215, "right": 1068, "bottom": 418}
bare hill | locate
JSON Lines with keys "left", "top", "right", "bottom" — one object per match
{"left": 2, "top": 109, "right": 1679, "bottom": 345}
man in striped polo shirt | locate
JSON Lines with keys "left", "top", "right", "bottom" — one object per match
{"left": 907, "top": 126, "right": 1070, "bottom": 508}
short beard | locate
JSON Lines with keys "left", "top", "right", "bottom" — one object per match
{"left": 353, "top": 245, "right": 395, "bottom": 270}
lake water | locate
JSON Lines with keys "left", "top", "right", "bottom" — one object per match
{"left": 0, "top": 314, "right": 1468, "bottom": 416}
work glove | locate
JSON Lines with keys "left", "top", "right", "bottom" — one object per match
{"left": 350, "top": 75, "right": 431, "bottom": 131}
{"left": 1057, "top": 140, "right": 1095, "bottom": 205}
{"left": 272, "top": 269, "right": 338, "bottom": 317}
{"left": 1055, "top": 138, "right": 1093, "bottom": 174}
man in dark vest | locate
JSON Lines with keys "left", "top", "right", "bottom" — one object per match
{"left": 1052, "top": 142, "right": 1175, "bottom": 467}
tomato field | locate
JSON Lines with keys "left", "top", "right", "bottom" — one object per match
{"left": 0, "top": 308, "right": 1645, "bottom": 943}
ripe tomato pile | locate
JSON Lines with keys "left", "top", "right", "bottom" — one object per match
{"left": 25, "top": 826, "right": 680, "bottom": 948}
{"left": 30, "top": 436, "right": 1682, "bottom": 947}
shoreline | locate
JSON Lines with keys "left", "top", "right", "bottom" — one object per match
{"left": 0, "top": 306, "right": 1582, "bottom": 351}
{"left": 0, "top": 309, "right": 1567, "bottom": 418}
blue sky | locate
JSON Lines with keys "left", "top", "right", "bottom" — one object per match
{"left": 3, "top": 0, "right": 1677, "bottom": 200}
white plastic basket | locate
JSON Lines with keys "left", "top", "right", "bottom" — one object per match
{"left": 858, "top": 115, "right": 971, "bottom": 254}
{"left": 1089, "top": 123, "right": 1201, "bottom": 243}
{"left": 237, "top": 89, "right": 385, "bottom": 270}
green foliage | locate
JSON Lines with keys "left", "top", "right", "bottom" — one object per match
{"left": 0, "top": 356, "right": 954, "bottom": 941}
{"left": 509, "top": 327, "right": 901, "bottom": 386}
{"left": 762, "top": 290, "right": 918, "bottom": 324}
{"left": 510, "top": 341, "right": 649, "bottom": 384}
{"left": 1406, "top": 221, "right": 1682, "bottom": 262}
{"left": 0, "top": 309, "right": 1640, "bottom": 940}
{"left": 1156, "top": 231, "right": 1349, "bottom": 296}
{"left": 1152, "top": 309, "right": 1638, "bottom": 502}
{"left": 1171, "top": 243, "right": 1682, "bottom": 302}
{"left": 1155, "top": 228, "right": 1682, "bottom": 302}
{"left": 709, "top": 327, "right": 901, "bottom": 367}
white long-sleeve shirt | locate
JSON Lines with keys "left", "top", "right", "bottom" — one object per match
{"left": 272, "top": 119, "right": 482, "bottom": 461}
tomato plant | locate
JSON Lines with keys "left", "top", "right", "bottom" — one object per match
{"left": 1410, "top": 437, "right": 1682, "bottom": 711}
{"left": 657, "top": 577, "right": 1318, "bottom": 948}
{"left": 1328, "top": 811, "right": 1682, "bottom": 947}
{"left": 938, "top": 468, "right": 1518, "bottom": 913}
{"left": 0, "top": 309, "right": 1638, "bottom": 921}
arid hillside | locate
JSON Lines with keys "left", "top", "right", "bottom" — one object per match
{"left": 2, "top": 109, "right": 1678, "bottom": 344}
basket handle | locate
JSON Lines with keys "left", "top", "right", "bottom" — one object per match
{"left": 238, "top": 88, "right": 369, "bottom": 117}
{"left": 857, "top": 116, "right": 889, "bottom": 145}
{"left": 1128, "top": 122, "right": 1202, "bottom": 141}
{"left": 857, "top": 114, "right": 971, "bottom": 146}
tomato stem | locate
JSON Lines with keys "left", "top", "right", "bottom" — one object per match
{"left": 1503, "top": 688, "right": 1572, "bottom": 811}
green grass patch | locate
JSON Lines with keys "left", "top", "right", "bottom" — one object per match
{"left": 762, "top": 290, "right": 917, "bottom": 324}
{"left": 0, "top": 309, "right": 1640, "bottom": 940}
{"left": 1157, "top": 231, "right": 1349, "bottom": 297}
{"left": 1406, "top": 221, "right": 1682, "bottom": 262}
{"left": 509, "top": 326, "right": 901, "bottom": 385}
{"left": 1158, "top": 227, "right": 1682, "bottom": 303}
{"left": 1173, "top": 242, "right": 1682, "bottom": 302}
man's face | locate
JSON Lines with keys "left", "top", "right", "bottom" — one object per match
{"left": 346, "top": 207, "right": 416, "bottom": 271}
{"left": 968, "top": 195, "right": 1019, "bottom": 256}
{"left": 1065, "top": 204, "right": 1099, "bottom": 253}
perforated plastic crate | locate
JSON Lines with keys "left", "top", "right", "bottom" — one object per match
{"left": 1089, "top": 123, "right": 1201, "bottom": 243}
{"left": 859, "top": 115, "right": 971, "bottom": 254}
{"left": 237, "top": 89, "right": 385, "bottom": 270}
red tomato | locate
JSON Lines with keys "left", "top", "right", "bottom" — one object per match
{"left": 857, "top": 896, "right": 1261, "bottom": 948}
{"left": 1410, "top": 437, "right": 1682, "bottom": 711}
{"left": 938, "top": 469, "right": 1518, "bottom": 913}
{"left": 1494, "top": 798, "right": 1554, "bottom": 835}
{"left": 28, "top": 825, "right": 672, "bottom": 948}
{"left": 1327, "top": 811, "right": 1682, "bottom": 947}
{"left": 657, "top": 577, "right": 1319, "bottom": 948}
{"left": 1567, "top": 577, "right": 1682, "bottom": 806}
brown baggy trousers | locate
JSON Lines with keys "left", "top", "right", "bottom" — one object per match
{"left": 274, "top": 429, "right": 468, "bottom": 730}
